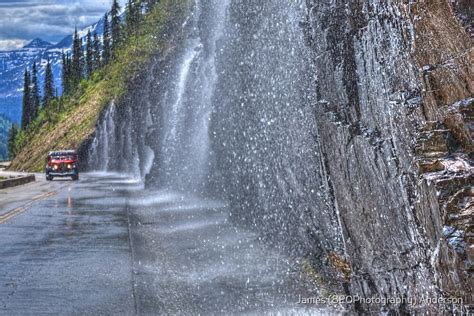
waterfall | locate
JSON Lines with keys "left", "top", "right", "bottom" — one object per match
{"left": 87, "top": 0, "right": 231, "bottom": 193}
{"left": 149, "top": 0, "right": 230, "bottom": 194}
{"left": 86, "top": 0, "right": 342, "bottom": 255}
{"left": 86, "top": 101, "right": 140, "bottom": 176}
{"left": 205, "top": 0, "right": 344, "bottom": 254}
{"left": 87, "top": 103, "right": 116, "bottom": 172}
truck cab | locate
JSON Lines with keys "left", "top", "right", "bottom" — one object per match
{"left": 45, "top": 150, "right": 79, "bottom": 181}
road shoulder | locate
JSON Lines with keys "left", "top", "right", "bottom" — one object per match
{"left": 0, "top": 172, "right": 52, "bottom": 217}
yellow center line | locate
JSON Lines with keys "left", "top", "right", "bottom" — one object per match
{"left": 0, "top": 191, "right": 57, "bottom": 224}
{"left": 31, "top": 191, "right": 56, "bottom": 201}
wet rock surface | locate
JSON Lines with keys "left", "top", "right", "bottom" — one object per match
{"left": 304, "top": 0, "right": 473, "bottom": 311}
{"left": 449, "top": 0, "right": 473, "bottom": 34}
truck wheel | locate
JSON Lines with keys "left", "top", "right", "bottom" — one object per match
{"left": 46, "top": 175, "right": 53, "bottom": 181}
{"left": 72, "top": 175, "right": 79, "bottom": 181}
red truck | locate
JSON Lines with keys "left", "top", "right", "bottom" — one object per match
{"left": 45, "top": 150, "right": 79, "bottom": 181}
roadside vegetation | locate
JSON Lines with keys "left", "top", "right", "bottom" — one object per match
{"left": 9, "top": 0, "right": 190, "bottom": 171}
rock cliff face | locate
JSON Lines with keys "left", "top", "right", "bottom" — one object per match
{"left": 303, "top": 0, "right": 472, "bottom": 311}
{"left": 86, "top": 0, "right": 472, "bottom": 312}
{"left": 450, "top": 0, "right": 473, "bottom": 32}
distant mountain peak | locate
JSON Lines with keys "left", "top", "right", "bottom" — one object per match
{"left": 23, "top": 38, "right": 52, "bottom": 49}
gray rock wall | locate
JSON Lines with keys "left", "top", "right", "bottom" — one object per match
{"left": 304, "top": 0, "right": 472, "bottom": 311}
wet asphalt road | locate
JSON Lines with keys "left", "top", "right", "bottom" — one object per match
{"left": 0, "top": 173, "right": 332, "bottom": 315}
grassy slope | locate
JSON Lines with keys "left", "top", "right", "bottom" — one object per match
{"left": 10, "top": 0, "right": 190, "bottom": 171}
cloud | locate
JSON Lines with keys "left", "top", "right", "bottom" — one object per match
{"left": 0, "top": 39, "right": 28, "bottom": 51}
{"left": 0, "top": 0, "right": 126, "bottom": 50}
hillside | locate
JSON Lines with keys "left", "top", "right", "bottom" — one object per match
{"left": 0, "top": 16, "right": 109, "bottom": 157}
{"left": 9, "top": 0, "right": 190, "bottom": 172}
{"left": 0, "top": 39, "right": 61, "bottom": 124}
{"left": 0, "top": 16, "right": 107, "bottom": 124}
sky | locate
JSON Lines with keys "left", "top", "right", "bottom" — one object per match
{"left": 0, "top": 0, "right": 127, "bottom": 51}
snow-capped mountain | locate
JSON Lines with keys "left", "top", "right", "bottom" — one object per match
{"left": 0, "top": 40, "right": 62, "bottom": 123}
{"left": 0, "top": 16, "right": 105, "bottom": 124}
{"left": 23, "top": 38, "right": 53, "bottom": 50}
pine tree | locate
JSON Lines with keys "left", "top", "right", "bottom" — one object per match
{"left": 92, "top": 31, "right": 101, "bottom": 70}
{"left": 61, "top": 51, "right": 66, "bottom": 88}
{"left": 30, "top": 62, "right": 40, "bottom": 122}
{"left": 72, "top": 28, "right": 83, "bottom": 87}
{"left": 62, "top": 52, "right": 74, "bottom": 95}
{"left": 111, "top": 0, "right": 122, "bottom": 57}
{"left": 61, "top": 51, "right": 69, "bottom": 95}
{"left": 66, "top": 53, "right": 72, "bottom": 90}
{"left": 144, "top": 0, "right": 158, "bottom": 12}
{"left": 125, "top": 0, "right": 133, "bottom": 36}
{"left": 134, "top": 0, "right": 143, "bottom": 22}
{"left": 130, "top": 1, "right": 143, "bottom": 35}
{"left": 102, "top": 13, "right": 111, "bottom": 65}
{"left": 21, "top": 68, "right": 31, "bottom": 129}
{"left": 85, "top": 30, "right": 93, "bottom": 78}
{"left": 7, "top": 124, "right": 18, "bottom": 159}
{"left": 43, "top": 59, "right": 55, "bottom": 108}
{"left": 126, "top": 0, "right": 139, "bottom": 36}
{"left": 58, "top": 96, "right": 64, "bottom": 112}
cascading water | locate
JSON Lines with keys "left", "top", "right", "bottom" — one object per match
{"left": 87, "top": 100, "right": 141, "bottom": 176}
{"left": 87, "top": 0, "right": 342, "bottom": 256}
{"left": 87, "top": 103, "right": 116, "bottom": 172}
{"left": 208, "top": 1, "right": 343, "bottom": 257}
{"left": 147, "top": 0, "right": 230, "bottom": 194}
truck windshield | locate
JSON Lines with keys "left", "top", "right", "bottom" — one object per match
{"left": 50, "top": 153, "right": 76, "bottom": 160}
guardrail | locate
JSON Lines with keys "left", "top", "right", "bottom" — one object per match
{"left": 0, "top": 174, "right": 35, "bottom": 190}
{"left": 0, "top": 161, "right": 11, "bottom": 168}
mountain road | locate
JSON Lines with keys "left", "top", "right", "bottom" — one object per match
{"left": 0, "top": 173, "right": 335, "bottom": 315}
